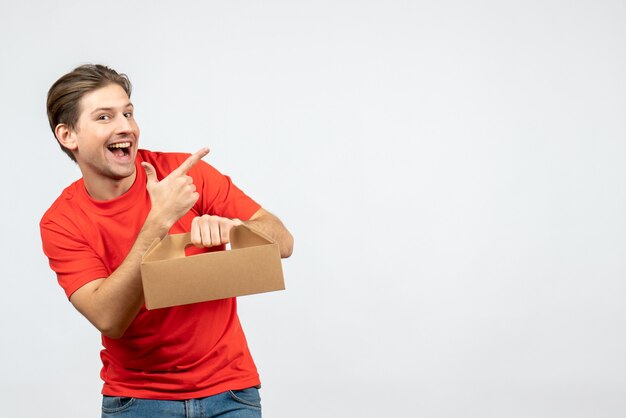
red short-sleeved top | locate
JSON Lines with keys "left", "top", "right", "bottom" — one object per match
{"left": 40, "top": 150, "right": 262, "bottom": 399}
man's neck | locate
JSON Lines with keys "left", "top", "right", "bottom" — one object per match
{"left": 83, "top": 170, "right": 137, "bottom": 201}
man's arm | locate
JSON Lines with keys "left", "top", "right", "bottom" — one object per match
{"left": 69, "top": 148, "right": 209, "bottom": 339}
{"left": 69, "top": 219, "right": 165, "bottom": 339}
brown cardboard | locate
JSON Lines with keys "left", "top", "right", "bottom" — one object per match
{"left": 140, "top": 225, "right": 285, "bottom": 310}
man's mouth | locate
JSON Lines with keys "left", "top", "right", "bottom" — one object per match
{"left": 107, "top": 141, "right": 132, "bottom": 158}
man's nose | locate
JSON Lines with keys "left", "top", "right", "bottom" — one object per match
{"left": 115, "top": 114, "right": 135, "bottom": 134}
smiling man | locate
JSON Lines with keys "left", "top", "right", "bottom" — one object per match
{"left": 40, "top": 64, "right": 293, "bottom": 418}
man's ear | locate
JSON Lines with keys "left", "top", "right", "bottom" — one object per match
{"left": 55, "top": 123, "right": 78, "bottom": 152}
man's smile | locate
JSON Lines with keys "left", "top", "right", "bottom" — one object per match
{"left": 106, "top": 140, "right": 134, "bottom": 160}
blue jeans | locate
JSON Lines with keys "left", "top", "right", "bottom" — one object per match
{"left": 101, "top": 387, "right": 262, "bottom": 418}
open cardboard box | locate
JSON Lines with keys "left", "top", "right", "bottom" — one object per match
{"left": 140, "top": 225, "right": 285, "bottom": 310}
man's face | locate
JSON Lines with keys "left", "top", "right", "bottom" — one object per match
{"left": 70, "top": 83, "right": 140, "bottom": 184}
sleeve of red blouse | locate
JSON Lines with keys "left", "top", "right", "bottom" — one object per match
{"left": 40, "top": 217, "right": 109, "bottom": 299}
{"left": 191, "top": 159, "right": 261, "bottom": 221}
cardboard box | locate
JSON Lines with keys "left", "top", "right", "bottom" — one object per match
{"left": 140, "top": 225, "right": 285, "bottom": 310}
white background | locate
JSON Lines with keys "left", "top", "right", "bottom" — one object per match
{"left": 1, "top": 1, "right": 625, "bottom": 417}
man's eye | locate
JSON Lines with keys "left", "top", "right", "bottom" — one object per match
{"left": 98, "top": 114, "right": 110, "bottom": 121}
{"left": 124, "top": 112, "right": 133, "bottom": 118}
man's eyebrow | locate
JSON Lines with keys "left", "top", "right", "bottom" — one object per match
{"left": 90, "top": 103, "right": 134, "bottom": 114}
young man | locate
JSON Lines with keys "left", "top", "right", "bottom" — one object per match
{"left": 40, "top": 64, "right": 293, "bottom": 417}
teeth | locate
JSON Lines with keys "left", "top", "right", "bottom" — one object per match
{"left": 108, "top": 142, "right": 131, "bottom": 149}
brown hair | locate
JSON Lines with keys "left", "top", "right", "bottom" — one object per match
{"left": 46, "top": 64, "right": 132, "bottom": 162}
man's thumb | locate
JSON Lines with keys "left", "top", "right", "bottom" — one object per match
{"left": 142, "top": 162, "right": 158, "bottom": 184}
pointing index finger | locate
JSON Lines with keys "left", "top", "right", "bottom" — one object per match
{"left": 175, "top": 147, "right": 210, "bottom": 175}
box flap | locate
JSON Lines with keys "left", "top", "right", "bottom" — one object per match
{"left": 143, "top": 233, "right": 191, "bottom": 262}
{"left": 142, "top": 237, "right": 162, "bottom": 262}
{"left": 230, "top": 224, "right": 274, "bottom": 248}
{"left": 144, "top": 225, "right": 272, "bottom": 263}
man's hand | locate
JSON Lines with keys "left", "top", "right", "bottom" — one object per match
{"left": 142, "top": 148, "right": 209, "bottom": 229}
{"left": 190, "top": 215, "right": 243, "bottom": 247}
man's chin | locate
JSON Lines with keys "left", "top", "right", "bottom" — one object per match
{"left": 108, "top": 166, "right": 136, "bottom": 181}
{"left": 100, "top": 158, "right": 136, "bottom": 181}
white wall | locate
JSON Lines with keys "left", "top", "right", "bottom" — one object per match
{"left": 1, "top": 1, "right": 625, "bottom": 417}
